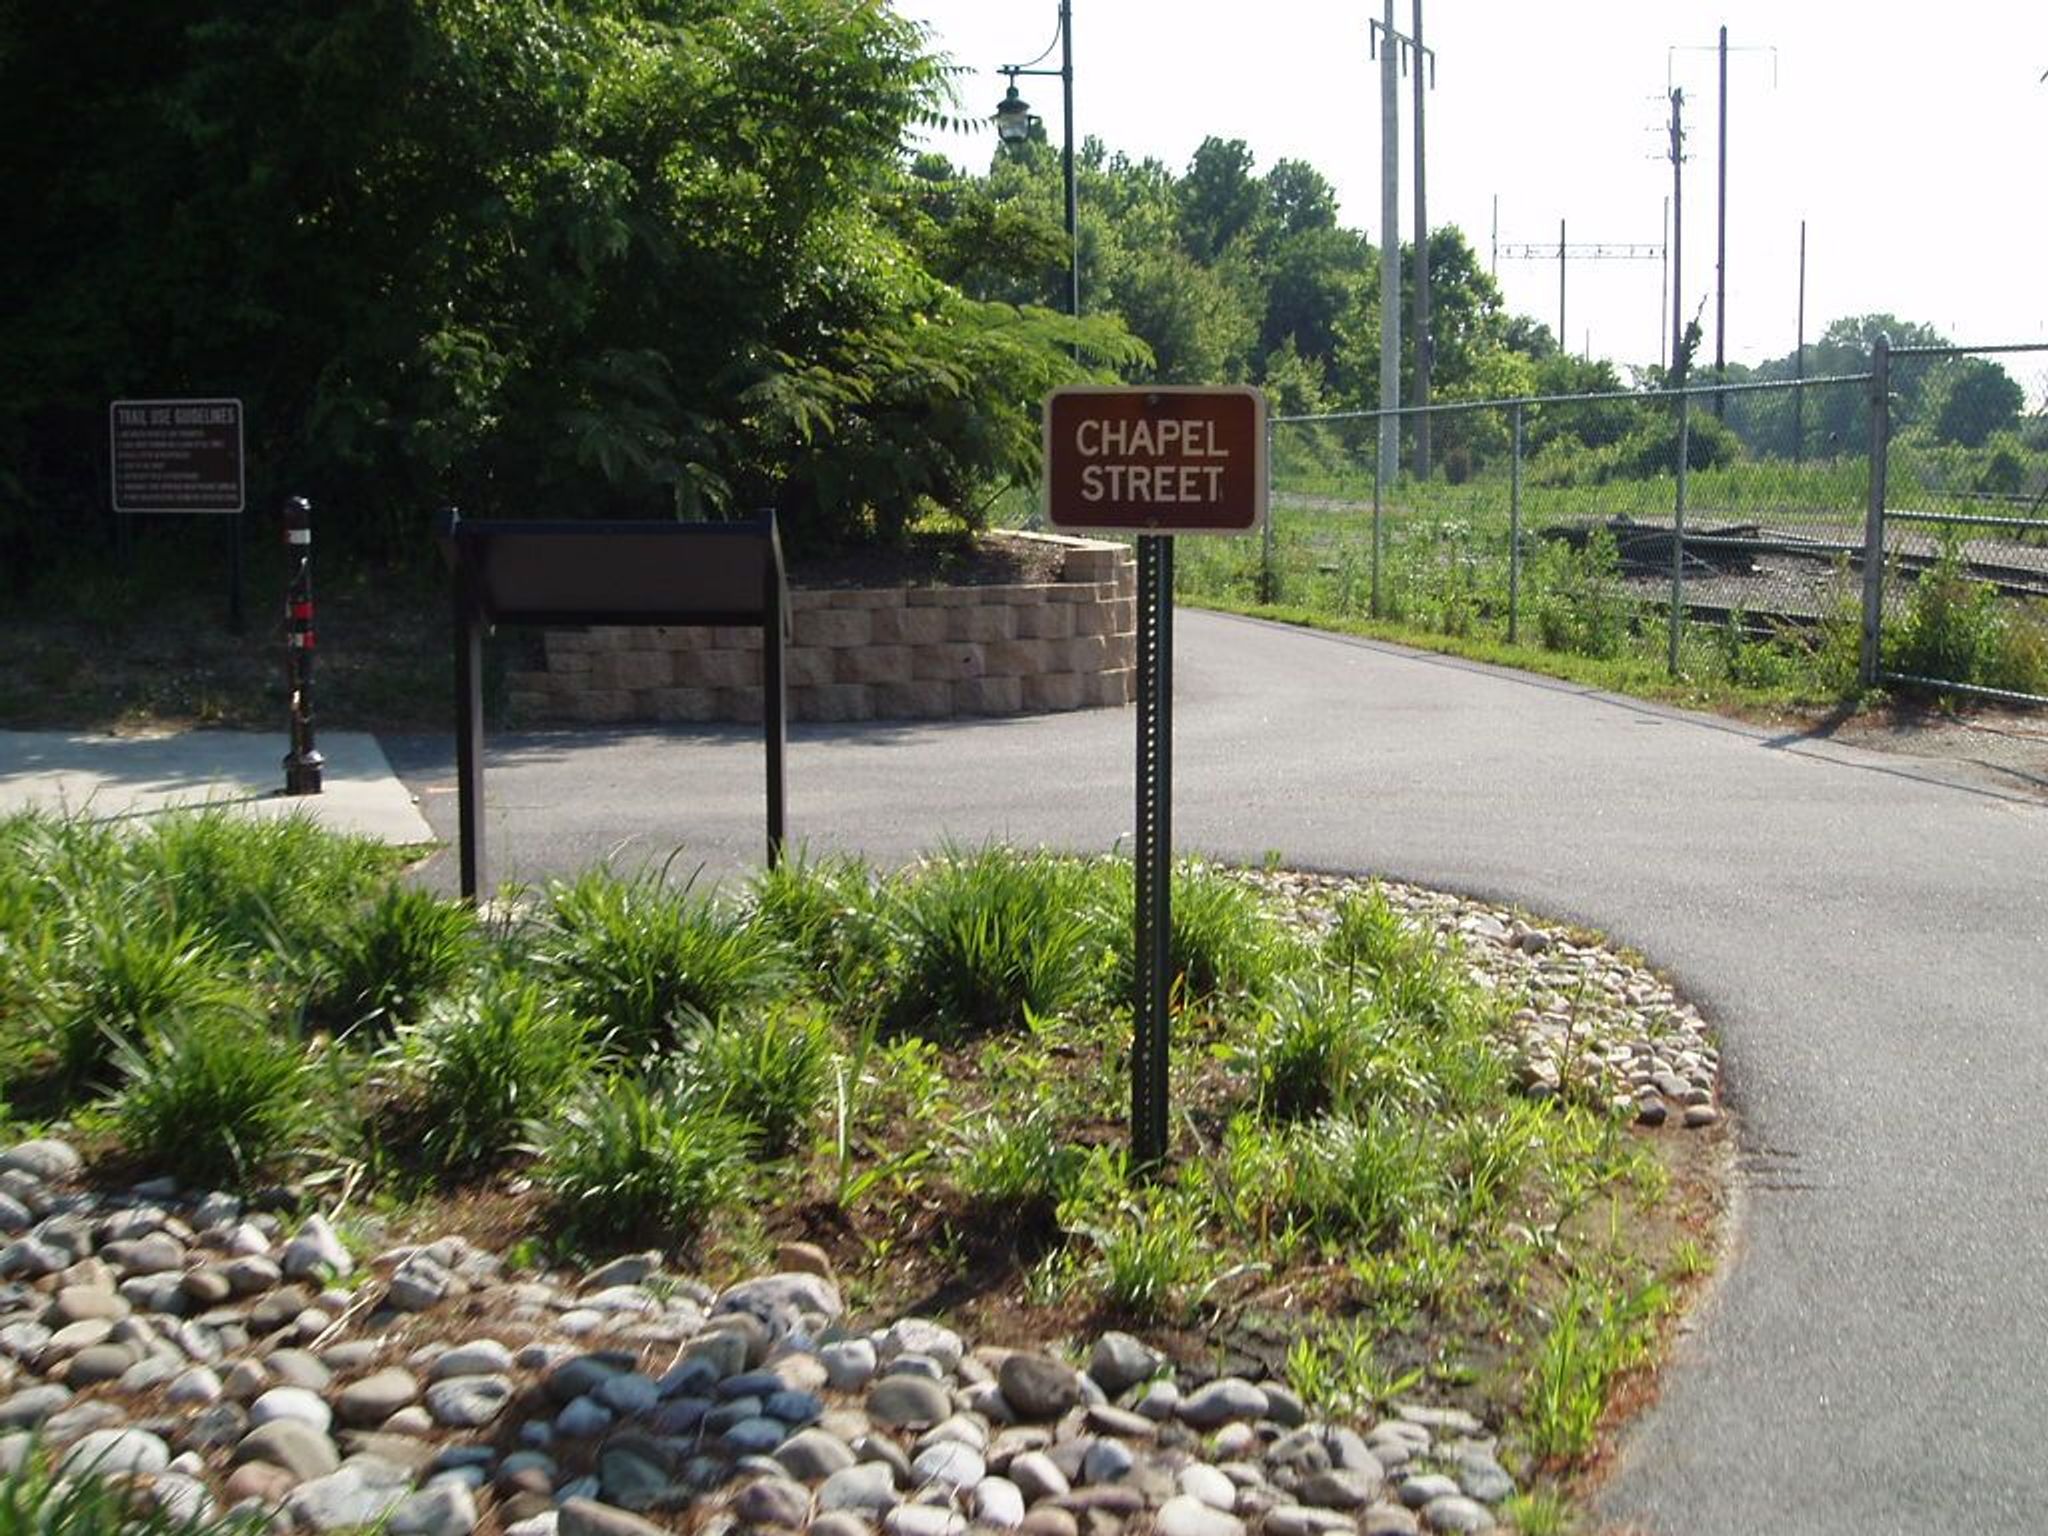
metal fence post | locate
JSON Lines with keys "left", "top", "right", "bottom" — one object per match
{"left": 1670, "top": 392, "right": 1689, "bottom": 676}
{"left": 1860, "top": 335, "right": 1892, "bottom": 687}
{"left": 1260, "top": 415, "right": 1277, "bottom": 605}
{"left": 1370, "top": 418, "right": 1385, "bottom": 618}
{"left": 1508, "top": 403, "right": 1524, "bottom": 646}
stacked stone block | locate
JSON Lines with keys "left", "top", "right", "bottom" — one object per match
{"left": 507, "top": 534, "right": 1138, "bottom": 724}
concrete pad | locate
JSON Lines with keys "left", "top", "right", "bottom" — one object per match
{"left": 0, "top": 731, "right": 434, "bottom": 846}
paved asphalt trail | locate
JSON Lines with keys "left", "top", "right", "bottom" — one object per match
{"left": 384, "top": 610, "right": 2048, "bottom": 1532}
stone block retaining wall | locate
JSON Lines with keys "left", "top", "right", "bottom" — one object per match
{"left": 507, "top": 533, "right": 1137, "bottom": 725}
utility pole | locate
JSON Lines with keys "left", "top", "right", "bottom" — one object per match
{"left": 1715, "top": 25, "right": 1728, "bottom": 413}
{"left": 1795, "top": 217, "right": 1807, "bottom": 463}
{"left": 1660, "top": 195, "right": 1670, "bottom": 372}
{"left": 1669, "top": 32, "right": 1774, "bottom": 406}
{"left": 1669, "top": 87, "right": 1686, "bottom": 381}
{"left": 1558, "top": 219, "right": 1566, "bottom": 354}
{"left": 1369, "top": 1, "right": 1411, "bottom": 483}
{"left": 1410, "top": 0, "right": 1437, "bottom": 479}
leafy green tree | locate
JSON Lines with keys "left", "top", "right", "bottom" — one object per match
{"left": 1932, "top": 358, "right": 2025, "bottom": 448}
{"left": 1, "top": 0, "right": 1129, "bottom": 557}
{"left": 1177, "top": 137, "right": 1268, "bottom": 264}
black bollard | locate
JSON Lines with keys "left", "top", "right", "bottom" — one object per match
{"left": 282, "top": 497, "right": 325, "bottom": 795}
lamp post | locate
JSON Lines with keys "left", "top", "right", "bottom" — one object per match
{"left": 994, "top": 1, "right": 1077, "bottom": 324}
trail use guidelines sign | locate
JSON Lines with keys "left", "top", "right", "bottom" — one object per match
{"left": 1043, "top": 386, "right": 1266, "bottom": 535}
{"left": 109, "top": 398, "right": 244, "bottom": 514}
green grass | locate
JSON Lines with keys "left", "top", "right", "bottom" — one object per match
{"left": 0, "top": 1438, "right": 252, "bottom": 1533}
{"left": 878, "top": 846, "right": 1106, "bottom": 1041}
{"left": 309, "top": 884, "right": 482, "bottom": 1035}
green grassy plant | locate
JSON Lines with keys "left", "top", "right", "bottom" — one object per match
{"left": 1067, "top": 1176, "right": 1209, "bottom": 1321}
{"left": 41, "top": 920, "right": 252, "bottom": 1089}
{"left": 400, "top": 972, "right": 599, "bottom": 1174}
{"left": 746, "top": 851, "right": 887, "bottom": 1005}
{"left": 126, "top": 810, "right": 396, "bottom": 957}
{"left": 953, "top": 1108, "right": 1086, "bottom": 1212}
{"left": 1281, "top": 1112, "right": 1443, "bottom": 1248}
{"left": 879, "top": 847, "right": 1102, "bottom": 1041}
{"left": 673, "top": 1004, "right": 835, "bottom": 1156}
{"left": 541, "top": 870, "right": 788, "bottom": 1059}
{"left": 528, "top": 1072, "right": 746, "bottom": 1240}
{"left": 1525, "top": 1278, "right": 1671, "bottom": 1464}
{"left": 1100, "top": 861, "right": 1288, "bottom": 1008}
{"left": 0, "top": 1436, "right": 256, "bottom": 1533}
{"left": 1247, "top": 973, "right": 1376, "bottom": 1122}
{"left": 109, "top": 1009, "right": 312, "bottom": 1185}
{"left": 310, "top": 884, "right": 482, "bottom": 1035}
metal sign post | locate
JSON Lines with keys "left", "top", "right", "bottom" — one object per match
{"left": 1043, "top": 386, "right": 1265, "bottom": 1171}
{"left": 1132, "top": 534, "right": 1174, "bottom": 1168}
{"left": 435, "top": 512, "right": 790, "bottom": 901}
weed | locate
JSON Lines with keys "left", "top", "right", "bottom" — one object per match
{"left": 1524, "top": 1278, "right": 1671, "bottom": 1464}
{"left": 1076, "top": 1183, "right": 1209, "bottom": 1321}
{"left": 952, "top": 1108, "right": 1086, "bottom": 1212}
{"left": 1283, "top": 1113, "right": 1442, "bottom": 1248}
{"left": 0, "top": 1435, "right": 257, "bottom": 1533}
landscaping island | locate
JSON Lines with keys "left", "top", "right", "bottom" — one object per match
{"left": 0, "top": 812, "right": 1726, "bottom": 1533}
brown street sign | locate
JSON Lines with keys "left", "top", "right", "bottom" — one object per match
{"left": 1043, "top": 386, "right": 1266, "bottom": 535}
{"left": 109, "top": 398, "right": 245, "bottom": 514}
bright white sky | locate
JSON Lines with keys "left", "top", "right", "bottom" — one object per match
{"left": 904, "top": 0, "right": 2048, "bottom": 374}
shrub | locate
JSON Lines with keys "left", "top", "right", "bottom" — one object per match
{"left": 673, "top": 1005, "right": 835, "bottom": 1156}
{"left": 110, "top": 1011, "right": 312, "bottom": 1185}
{"left": 311, "top": 885, "right": 482, "bottom": 1035}
{"left": 541, "top": 870, "right": 788, "bottom": 1060}
{"left": 402, "top": 973, "right": 599, "bottom": 1174}
{"left": 880, "top": 847, "right": 1102, "bottom": 1041}
{"left": 529, "top": 1073, "right": 746, "bottom": 1241}
{"left": 1887, "top": 545, "right": 2007, "bottom": 688}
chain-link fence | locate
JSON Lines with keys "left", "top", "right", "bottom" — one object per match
{"left": 1170, "top": 344, "right": 2048, "bottom": 706}
{"left": 1869, "top": 342, "right": 2048, "bottom": 703}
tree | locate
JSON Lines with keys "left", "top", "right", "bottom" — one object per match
{"left": 1932, "top": 359, "right": 2024, "bottom": 447}
{"left": 0, "top": 0, "right": 1127, "bottom": 557}
{"left": 1177, "top": 138, "right": 1267, "bottom": 264}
